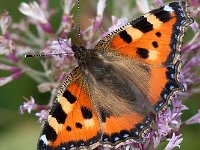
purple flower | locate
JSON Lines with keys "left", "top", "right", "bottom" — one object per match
{"left": 190, "top": 0, "right": 199, "bottom": 6}
{"left": 108, "top": 16, "right": 128, "bottom": 33}
{"left": 0, "top": 11, "right": 11, "bottom": 35}
{"left": 7, "top": 53, "right": 18, "bottom": 62}
{"left": 171, "top": 99, "right": 189, "bottom": 114}
{"left": 42, "top": 38, "right": 77, "bottom": 67}
{"left": 155, "top": 0, "right": 164, "bottom": 6}
{"left": 190, "top": 21, "right": 199, "bottom": 32}
{"left": 153, "top": 133, "right": 161, "bottom": 148}
{"left": 37, "top": 82, "right": 58, "bottom": 93}
{"left": 61, "top": 0, "right": 75, "bottom": 37}
{"left": 19, "top": 96, "right": 37, "bottom": 114}
{"left": 0, "top": 36, "right": 16, "bottom": 55}
{"left": 19, "top": 2, "right": 52, "bottom": 33}
{"left": 190, "top": 0, "right": 200, "bottom": 16}
{"left": 19, "top": 2, "right": 48, "bottom": 24}
{"left": 63, "top": 0, "right": 75, "bottom": 15}
{"left": 164, "top": 133, "right": 183, "bottom": 150}
{"left": 92, "top": 0, "right": 106, "bottom": 32}
{"left": 136, "top": 0, "right": 150, "bottom": 13}
{"left": 0, "top": 76, "right": 15, "bottom": 86}
{"left": 47, "top": 39, "right": 72, "bottom": 54}
{"left": 157, "top": 109, "right": 173, "bottom": 135}
{"left": 35, "top": 110, "right": 49, "bottom": 123}
{"left": 186, "top": 109, "right": 200, "bottom": 125}
{"left": 39, "top": 0, "right": 49, "bottom": 9}
{"left": 0, "top": 64, "right": 16, "bottom": 71}
{"left": 0, "top": 64, "right": 21, "bottom": 86}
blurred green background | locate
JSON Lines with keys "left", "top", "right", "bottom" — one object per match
{"left": 0, "top": 0, "right": 200, "bottom": 150}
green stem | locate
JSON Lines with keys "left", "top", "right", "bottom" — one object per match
{"left": 24, "top": 27, "right": 44, "bottom": 46}
{"left": 0, "top": 57, "right": 50, "bottom": 83}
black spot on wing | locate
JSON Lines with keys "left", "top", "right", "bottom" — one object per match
{"left": 119, "top": 30, "right": 132, "bottom": 43}
{"left": 152, "top": 41, "right": 158, "bottom": 48}
{"left": 81, "top": 106, "right": 93, "bottom": 119}
{"left": 156, "top": 32, "right": 161, "bottom": 37}
{"left": 66, "top": 126, "right": 72, "bottom": 131}
{"left": 153, "top": 9, "right": 171, "bottom": 23}
{"left": 75, "top": 122, "right": 83, "bottom": 129}
{"left": 42, "top": 123, "right": 57, "bottom": 142}
{"left": 51, "top": 103, "right": 67, "bottom": 124}
{"left": 131, "top": 16, "right": 153, "bottom": 33}
{"left": 63, "top": 90, "right": 76, "bottom": 104}
{"left": 136, "top": 48, "right": 149, "bottom": 59}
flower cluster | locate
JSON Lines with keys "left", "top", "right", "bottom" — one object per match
{"left": 0, "top": 0, "right": 200, "bottom": 149}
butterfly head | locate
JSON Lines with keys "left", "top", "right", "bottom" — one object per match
{"left": 72, "top": 45, "right": 95, "bottom": 71}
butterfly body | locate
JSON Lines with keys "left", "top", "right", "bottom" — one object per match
{"left": 38, "top": 1, "right": 193, "bottom": 150}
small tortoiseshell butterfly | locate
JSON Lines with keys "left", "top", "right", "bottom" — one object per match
{"left": 38, "top": 1, "right": 193, "bottom": 150}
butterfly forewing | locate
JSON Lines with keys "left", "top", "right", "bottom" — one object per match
{"left": 38, "top": 70, "right": 102, "bottom": 149}
{"left": 95, "top": 1, "right": 193, "bottom": 66}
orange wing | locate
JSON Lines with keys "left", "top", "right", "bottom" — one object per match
{"left": 38, "top": 70, "right": 101, "bottom": 150}
{"left": 95, "top": 1, "right": 193, "bottom": 66}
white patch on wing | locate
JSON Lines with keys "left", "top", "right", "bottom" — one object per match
{"left": 40, "top": 135, "right": 49, "bottom": 145}
{"left": 163, "top": 5, "right": 174, "bottom": 12}
{"left": 84, "top": 119, "right": 95, "bottom": 129}
{"left": 59, "top": 96, "right": 74, "bottom": 114}
{"left": 149, "top": 50, "right": 159, "bottom": 60}
{"left": 48, "top": 115, "right": 63, "bottom": 133}
{"left": 145, "top": 14, "right": 163, "bottom": 29}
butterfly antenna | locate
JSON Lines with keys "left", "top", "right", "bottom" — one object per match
{"left": 25, "top": 37, "right": 74, "bottom": 58}
{"left": 77, "top": 0, "right": 82, "bottom": 46}
{"left": 25, "top": 53, "right": 74, "bottom": 58}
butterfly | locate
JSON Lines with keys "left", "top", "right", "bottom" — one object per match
{"left": 37, "top": 1, "right": 193, "bottom": 150}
